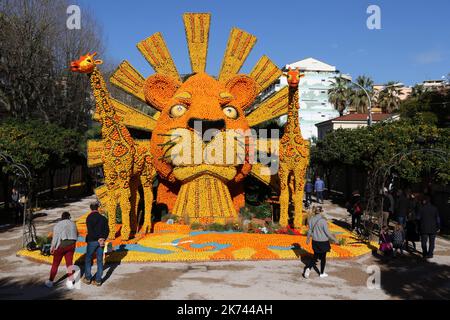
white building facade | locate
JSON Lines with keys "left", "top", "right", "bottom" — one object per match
{"left": 259, "top": 58, "right": 341, "bottom": 140}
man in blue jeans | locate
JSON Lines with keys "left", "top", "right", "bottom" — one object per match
{"left": 83, "top": 202, "right": 109, "bottom": 286}
{"left": 314, "top": 177, "right": 325, "bottom": 204}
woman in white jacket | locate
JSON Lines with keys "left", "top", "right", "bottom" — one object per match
{"left": 303, "top": 206, "right": 337, "bottom": 279}
{"left": 45, "top": 212, "right": 78, "bottom": 288}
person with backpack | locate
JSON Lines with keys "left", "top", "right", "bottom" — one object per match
{"left": 303, "top": 206, "right": 338, "bottom": 279}
{"left": 348, "top": 190, "right": 362, "bottom": 231}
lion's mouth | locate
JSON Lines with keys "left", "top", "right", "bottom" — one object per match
{"left": 187, "top": 118, "right": 226, "bottom": 143}
{"left": 173, "top": 165, "right": 237, "bottom": 182}
{"left": 159, "top": 128, "right": 249, "bottom": 181}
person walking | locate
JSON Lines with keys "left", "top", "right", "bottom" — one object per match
{"left": 348, "top": 190, "right": 363, "bottom": 231}
{"left": 314, "top": 177, "right": 325, "bottom": 204}
{"left": 11, "top": 188, "right": 21, "bottom": 224}
{"left": 83, "top": 202, "right": 109, "bottom": 286}
{"left": 405, "top": 193, "right": 420, "bottom": 252}
{"left": 303, "top": 206, "right": 338, "bottom": 279}
{"left": 304, "top": 180, "right": 313, "bottom": 206}
{"left": 395, "top": 189, "right": 409, "bottom": 227}
{"left": 45, "top": 212, "right": 78, "bottom": 289}
{"left": 417, "top": 196, "right": 440, "bottom": 259}
{"left": 380, "top": 189, "right": 394, "bottom": 228}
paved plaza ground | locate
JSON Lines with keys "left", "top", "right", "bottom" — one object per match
{"left": 0, "top": 195, "right": 449, "bottom": 300}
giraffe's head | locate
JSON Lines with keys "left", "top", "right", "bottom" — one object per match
{"left": 284, "top": 67, "right": 304, "bottom": 88}
{"left": 70, "top": 52, "right": 103, "bottom": 74}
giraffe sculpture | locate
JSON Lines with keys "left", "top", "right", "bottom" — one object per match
{"left": 278, "top": 67, "right": 310, "bottom": 228}
{"left": 70, "top": 52, "right": 155, "bottom": 240}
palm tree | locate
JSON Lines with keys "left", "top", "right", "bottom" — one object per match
{"left": 411, "top": 84, "right": 425, "bottom": 98}
{"left": 328, "top": 76, "right": 350, "bottom": 116}
{"left": 348, "top": 75, "right": 374, "bottom": 114}
{"left": 377, "top": 81, "right": 402, "bottom": 113}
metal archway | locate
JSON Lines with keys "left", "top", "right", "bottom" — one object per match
{"left": 0, "top": 152, "right": 35, "bottom": 248}
{"left": 364, "top": 148, "right": 449, "bottom": 236}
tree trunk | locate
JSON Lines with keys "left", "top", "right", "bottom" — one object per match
{"left": 81, "top": 162, "right": 93, "bottom": 195}
{"left": 67, "top": 165, "right": 74, "bottom": 192}
{"left": 345, "top": 164, "right": 352, "bottom": 200}
{"left": 325, "top": 167, "right": 332, "bottom": 200}
{"left": 49, "top": 169, "right": 55, "bottom": 198}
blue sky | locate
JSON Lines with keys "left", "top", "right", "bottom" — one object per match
{"left": 76, "top": 0, "right": 449, "bottom": 86}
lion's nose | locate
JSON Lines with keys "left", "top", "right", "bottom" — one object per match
{"left": 188, "top": 118, "right": 225, "bottom": 143}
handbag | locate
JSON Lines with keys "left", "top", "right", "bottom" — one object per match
{"left": 380, "top": 242, "right": 393, "bottom": 252}
{"left": 379, "top": 233, "right": 393, "bottom": 252}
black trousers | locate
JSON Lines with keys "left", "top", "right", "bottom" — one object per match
{"left": 306, "top": 252, "right": 327, "bottom": 274}
{"left": 305, "top": 192, "right": 312, "bottom": 204}
{"left": 352, "top": 214, "right": 361, "bottom": 230}
{"left": 14, "top": 204, "right": 24, "bottom": 224}
{"left": 421, "top": 234, "right": 436, "bottom": 257}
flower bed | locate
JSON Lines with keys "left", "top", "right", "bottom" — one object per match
{"left": 154, "top": 221, "right": 191, "bottom": 234}
{"left": 17, "top": 213, "right": 377, "bottom": 264}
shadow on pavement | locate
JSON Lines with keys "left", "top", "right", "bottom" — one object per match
{"left": 103, "top": 245, "right": 129, "bottom": 283}
{"left": 291, "top": 243, "right": 323, "bottom": 277}
{"left": 0, "top": 224, "right": 17, "bottom": 234}
{"left": 331, "top": 218, "right": 352, "bottom": 231}
{"left": 73, "top": 244, "right": 129, "bottom": 284}
{"left": 0, "top": 277, "right": 71, "bottom": 300}
{"left": 372, "top": 250, "right": 450, "bottom": 299}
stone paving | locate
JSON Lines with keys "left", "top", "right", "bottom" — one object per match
{"left": 0, "top": 195, "right": 449, "bottom": 300}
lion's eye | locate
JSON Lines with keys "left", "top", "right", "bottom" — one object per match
{"left": 169, "top": 104, "right": 187, "bottom": 118}
{"left": 223, "top": 106, "right": 238, "bottom": 119}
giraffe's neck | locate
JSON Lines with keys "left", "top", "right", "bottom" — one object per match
{"left": 89, "top": 67, "right": 135, "bottom": 149}
{"left": 284, "top": 86, "right": 302, "bottom": 136}
{"left": 89, "top": 67, "right": 118, "bottom": 138}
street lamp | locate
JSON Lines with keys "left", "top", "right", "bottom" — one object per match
{"left": 339, "top": 74, "right": 375, "bottom": 125}
{"left": 326, "top": 76, "right": 374, "bottom": 125}
{"left": 377, "top": 82, "right": 404, "bottom": 120}
{"left": 338, "top": 75, "right": 402, "bottom": 126}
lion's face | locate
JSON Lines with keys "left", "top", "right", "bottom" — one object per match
{"left": 145, "top": 72, "right": 257, "bottom": 183}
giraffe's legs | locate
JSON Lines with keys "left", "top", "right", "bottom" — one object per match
{"left": 129, "top": 177, "right": 139, "bottom": 234}
{"left": 279, "top": 166, "right": 290, "bottom": 227}
{"left": 106, "top": 190, "right": 118, "bottom": 240}
{"left": 140, "top": 170, "right": 154, "bottom": 234}
{"left": 119, "top": 185, "right": 132, "bottom": 240}
{"left": 293, "top": 169, "right": 306, "bottom": 229}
